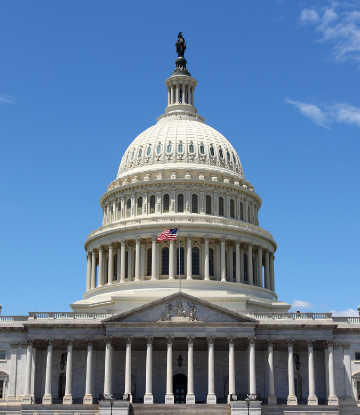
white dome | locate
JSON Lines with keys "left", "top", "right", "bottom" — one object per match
{"left": 117, "top": 114, "right": 244, "bottom": 179}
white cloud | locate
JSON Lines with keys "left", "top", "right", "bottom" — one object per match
{"left": 0, "top": 93, "right": 15, "bottom": 104}
{"left": 285, "top": 98, "right": 328, "bottom": 127}
{"left": 330, "top": 308, "right": 358, "bottom": 317}
{"left": 291, "top": 299, "right": 315, "bottom": 310}
{"left": 286, "top": 98, "right": 360, "bottom": 128}
{"left": 300, "top": 3, "right": 360, "bottom": 64}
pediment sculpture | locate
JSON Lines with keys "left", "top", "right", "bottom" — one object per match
{"left": 158, "top": 299, "right": 197, "bottom": 322}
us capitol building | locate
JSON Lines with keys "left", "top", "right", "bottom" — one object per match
{"left": 1, "top": 34, "right": 360, "bottom": 415}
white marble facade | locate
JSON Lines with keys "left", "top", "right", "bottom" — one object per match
{"left": 1, "top": 38, "right": 360, "bottom": 415}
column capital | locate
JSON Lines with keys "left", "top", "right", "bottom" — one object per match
{"left": 108, "top": 242, "right": 114, "bottom": 249}
{"left": 220, "top": 237, "right": 226, "bottom": 244}
{"left": 334, "top": 343, "right": 340, "bottom": 350}
{"left": 228, "top": 337, "right": 236, "bottom": 345}
{"left": 86, "top": 339, "right": 94, "bottom": 346}
{"left": 206, "top": 337, "right": 215, "bottom": 345}
{"left": 98, "top": 246, "right": 104, "bottom": 252}
{"left": 307, "top": 339, "right": 315, "bottom": 346}
{"left": 187, "top": 336, "right": 195, "bottom": 344}
{"left": 125, "top": 337, "right": 133, "bottom": 345}
{"left": 166, "top": 337, "right": 174, "bottom": 344}
{"left": 146, "top": 337, "right": 154, "bottom": 345}
{"left": 247, "top": 242, "right": 253, "bottom": 248}
{"left": 151, "top": 235, "right": 157, "bottom": 243}
{"left": 104, "top": 336, "right": 113, "bottom": 345}
{"left": 247, "top": 337, "right": 256, "bottom": 345}
{"left": 135, "top": 237, "right": 141, "bottom": 244}
{"left": 65, "top": 339, "right": 74, "bottom": 346}
{"left": 235, "top": 239, "right": 241, "bottom": 246}
{"left": 46, "top": 339, "right": 54, "bottom": 346}
{"left": 127, "top": 241, "right": 133, "bottom": 248}
{"left": 187, "top": 234, "right": 193, "bottom": 241}
{"left": 287, "top": 339, "right": 295, "bottom": 346}
{"left": 204, "top": 235, "right": 210, "bottom": 241}
{"left": 267, "top": 339, "right": 275, "bottom": 346}
{"left": 342, "top": 343, "right": 350, "bottom": 350}
{"left": 121, "top": 239, "right": 126, "bottom": 247}
{"left": 10, "top": 342, "right": 19, "bottom": 348}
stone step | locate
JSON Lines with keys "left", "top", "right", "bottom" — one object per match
{"left": 130, "top": 403, "right": 231, "bottom": 415}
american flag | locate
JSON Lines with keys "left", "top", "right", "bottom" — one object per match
{"left": 157, "top": 228, "right": 178, "bottom": 241}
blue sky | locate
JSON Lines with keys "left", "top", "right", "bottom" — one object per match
{"left": 0, "top": 1, "right": 359, "bottom": 316}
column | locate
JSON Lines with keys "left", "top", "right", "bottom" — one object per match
{"left": 264, "top": 250, "right": 270, "bottom": 289}
{"left": 104, "top": 337, "right": 113, "bottom": 395}
{"left": 221, "top": 238, "right": 226, "bottom": 282}
{"left": 229, "top": 244, "right": 234, "bottom": 282}
{"left": 326, "top": 341, "right": 338, "bottom": 405}
{"left": 240, "top": 244, "right": 244, "bottom": 283}
{"left": 7, "top": 343, "right": 19, "bottom": 403}
{"left": 30, "top": 347, "right": 36, "bottom": 398}
{"left": 187, "top": 85, "right": 190, "bottom": 105}
{"left": 257, "top": 247, "right": 263, "bottom": 287}
{"left": 135, "top": 238, "right": 141, "bottom": 282}
{"left": 127, "top": 242, "right": 133, "bottom": 280}
{"left": 98, "top": 247, "right": 104, "bottom": 286}
{"left": 144, "top": 337, "right": 154, "bottom": 404}
{"left": 63, "top": 339, "right": 74, "bottom": 404}
{"left": 307, "top": 340, "right": 318, "bottom": 405}
{"left": 235, "top": 241, "right": 240, "bottom": 283}
{"left": 167, "top": 87, "right": 171, "bottom": 106}
{"left": 206, "top": 337, "right": 216, "bottom": 404}
{"left": 83, "top": 340, "right": 94, "bottom": 404}
{"left": 108, "top": 243, "right": 114, "bottom": 284}
{"left": 191, "top": 86, "right": 194, "bottom": 105}
{"left": 116, "top": 245, "right": 121, "bottom": 282}
{"left": 22, "top": 340, "right": 34, "bottom": 403}
{"left": 267, "top": 340, "right": 277, "bottom": 405}
{"left": 151, "top": 236, "right": 157, "bottom": 280}
{"left": 42, "top": 339, "right": 54, "bottom": 404}
{"left": 186, "top": 337, "right": 195, "bottom": 404}
{"left": 287, "top": 340, "right": 297, "bottom": 405}
{"left": 104, "top": 252, "right": 108, "bottom": 284}
{"left": 125, "top": 337, "right": 133, "bottom": 400}
{"left": 270, "top": 253, "right": 275, "bottom": 291}
{"left": 120, "top": 240, "right": 126, "bottom": 282}
{"left": 165, "top": 337, "right": 174, "bottom": 404}
{"left": 204, "top": 236, "right": 210, "bottom": 281}
{"left": 169, "top": 240, "right": 175, "bottom": 280}
{"left": 170, "top": 85, "right": 174, "bottom": 104}
{"left": 86, "top": 253, "right": 91, "bottom": 291}
{"left": 228, "top": 337, "right": 236, "bottom": 403}
{"left": 247, "top": 243, "right": 253, "bottom": 285}
{"left": 140, "top": 241, "right": 146, "bottom": 280}
{"left": 248, "top": 337, "right": 256, "bottom": 396}
{"left": 91, "top": 250, "right": 96, "bottom": 289}
{"left": 215, "top": 241, "right": 221, "bottom": 281}
{"left": 176, "top": 84, "right": 179, "bottom": 103}
{"left": 186, "top": 235, "right": 192, "bottom": 280}
{"left": 343, "top": 343, "right": 354, "bottom": 404}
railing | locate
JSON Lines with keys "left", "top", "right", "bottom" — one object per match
{"left": 28, "top": 312, "right": 109, "bottom": 320}
{"left": 253, "top": 312, "right": 333, "bottom": 321}
{"left": 347, "top": 317, "right": 360, "bottom": 324}
{"left": 0, "top": 316, "right": 14, "bottom": 322}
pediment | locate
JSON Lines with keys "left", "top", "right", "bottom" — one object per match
{"left": 103, "top": 292, "right": 257, "bottom": 324}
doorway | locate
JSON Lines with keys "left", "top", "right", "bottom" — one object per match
{"left": 173, "top": 374, "right": 187, "bottom": 404}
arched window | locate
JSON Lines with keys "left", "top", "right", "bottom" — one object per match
{"left": 138, "top": 148, "right": 142, "bottom": 158}
{"left": 126, "top": 199, "right": 131, "bottom": 217}
{"left": 178, "top": 194, "right": 184, "bottom": 213}
{"left": 156, "top": 145, "right": 161, "bottom": 154}
{"left": 114, "top": 253, "right": 117, "bottom": 281}
{"left": 192, "top": 194, "right": 198, "bottom": 213}
{"left": 167, "top": 144, "right": 172, "bottom": 153}
{"left": 230, "top": 199, "right": 235, "bottom": 218}
{"left": 163, "top": 194, "right": 170, "bottom": 213}
{"left": 137, "top": 197, "right": 143, "bottom": 216}
{"left": 219, "top": 149, "right": 223, "bottom": 159}
{"left": 209, "top": 248, "right": 214, "bottom": 276}
{"left": 189, "top": 144, "right": 194, "bottom": 153}
{"left": 176, "top": 247, "right": 185, "bottom": 275}
{"left": 162, "top": 247, "right": 169, "bottom": 275}
{"left": 149, "top": 195, "right": 155, "bottom": 214}
{"left": 200, "top": 145, "right": 205, "bottom": 154}
{"left": 125, "top": 251, "right": 128, "bottom": 278}
{"left": 210, "top": 146, "right": 215, "bottom": 156}
{"left": 146, "top": 146, "right": 151, "bottom": 156}
{"left": 240, "top": 202, "right": 244, "bottom": 221}
{"left": 206, "top": 195, "right": 212, "bottom": 214}
{"left": 219, "top": 197, "right": 224, "bottom": 216}
{"left": 192, "top": 247, "right": 199, "bottom": 275}
{"left": 178, "top": 143, "right": 183, "bottom": 153}
{"left": 58, "top": 373, "right": 66, "bottom": 399}
{"left": 147, "top": 248, "right": 152, "bottom": 276}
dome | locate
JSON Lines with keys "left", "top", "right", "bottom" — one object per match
{"left": 117, "top": 116, "right": 244, "bottom": 179}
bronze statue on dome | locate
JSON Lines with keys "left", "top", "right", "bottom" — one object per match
{"left": 175, "top": 32, "right": 186, "bottom": 57}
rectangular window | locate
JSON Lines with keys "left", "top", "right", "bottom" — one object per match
{"left": 0, "top": 350, "right": 5, "bottom": 360}
{"left": 0, "top": 380, "right": 3, "bottom": 399}
{"left": 355, "top": 352, "right": 360, "bottom": 361}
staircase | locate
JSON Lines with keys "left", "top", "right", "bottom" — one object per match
{"left": 130, "top": 404, "right": 231, "bottom": 415}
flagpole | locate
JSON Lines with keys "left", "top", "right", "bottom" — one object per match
{"left": 178, "top": 225, "right": 181, "bottom": 293}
